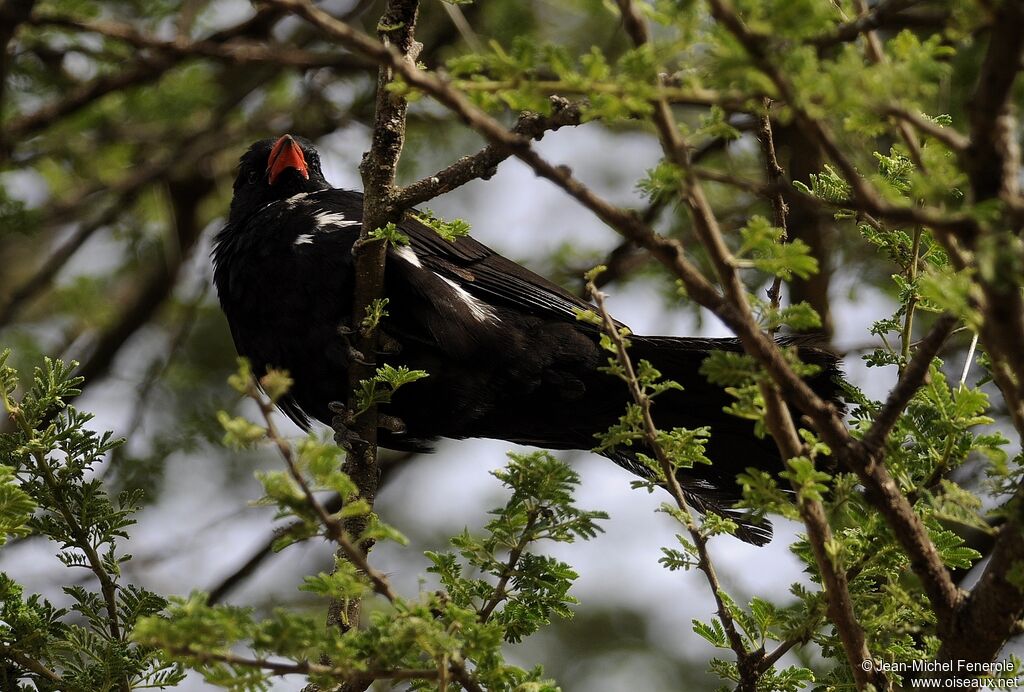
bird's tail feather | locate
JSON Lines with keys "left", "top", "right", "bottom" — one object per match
{"left": 603, "top": 334, "right": 843, "bottom": 546}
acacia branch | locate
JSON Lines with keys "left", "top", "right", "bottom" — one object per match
{"left": 0, "top": 643, "right": 62, "bottom": 684}
{"left": 394, "top": 96, "right": 583, "bottom": 209}
{"left": 615, "top": 3, "right": 879, "bottom": 684}
{"left": 332, "top": 0, "right": 420, "bottom": 643}
{"left": 29, "top": 13, "right": 372, "bottom": 70}
{"left": 758, "top": 379, "right": 879, "bottom": 689}
{"left": 477, "top": 510, "right": 540, "bottom": 622}
{"left": 8, "top": 409, "right": 128, "bottom": 692}
{"left": 845, "top": 0, "right": 930, "bottom": 170}
{"left": 705, "top": 0, "right": 964, "bottom": 637}
{"left": 752, "top": 100, "right": 876, "bottom": 686}
{"left": 206, "top": 453, "right": 413, "bottom": 605}
{"left": 247, "top": 382, "right": 398, "bottom": 604}
{"left": 3, "top": 7, "right": 283, "bottom": 146}
{"left": 862, "top": 314, "right": 958, "bottom": 453}
{"left": 808, "top": 0, "right": 922, "bottom": 48}
{"left": 712, "top": 0, "right": 981, "bottom": 241}
{"left": 884, "top": 106, "right": 969, "bottom": 153}
{"left": 162, "top": 646, "right": 437, "bottom": 684}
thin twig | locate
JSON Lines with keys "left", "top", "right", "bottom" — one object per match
{"left": 394, "top": 97, "right": 583, "bottom": 209}
{"left": 248, "top": 382, "right": 398, "bottom": 603}
{"left": 884, "top": 106, "right": 969, "bottom": 152}
{"left": 0, "top": 643, "right": 63, "bottom": 683}
{"left": 756, "top": 98, "right": 789, "bottom": 323}
{"left": 587, "top": 278, "right": 755, "bottom": 686}
{"left": 808, "top": 0, "right": 921, "bottom": 48}
{"left": 207, "top": 453, "right": 413, "bottom": 604}
{"left": 899, "top": 227, "right": 923, "bottom": 373}
{"left": 863, "top": 314, "right": 958, "bottom": 453}
{"left": 958, "top": 332, "right": 979, "bottom": 389}
{"left": 161, "top": 646, "right": 437, "bottom": 683}
{"left": 477, "top": 510, "right": 539, "bottom": 621}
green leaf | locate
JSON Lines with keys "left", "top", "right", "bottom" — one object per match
{"left": 0, "top": 465, "right": 35, "bottom": 545}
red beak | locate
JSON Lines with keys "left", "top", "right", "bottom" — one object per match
{"left": 266, "top": 134, "right": 309, "bottom": 185}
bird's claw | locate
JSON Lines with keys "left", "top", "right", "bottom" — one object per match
{"left": 329, "top": 402, "right": 368, "bottom": 455}
{"left": 378, "top": 414, "right": 406, "bottom": 434}
{"left": 328, "top": 403, "right": 407, "bottom": 450}
{"left": 377, "top": 331, "right": 402, "bottom": 355}
{"left": 346, "top": 347, "right": 371, "bottom": 366}
{"left": 335, "top": 326, "right": 372, "bottom": 366}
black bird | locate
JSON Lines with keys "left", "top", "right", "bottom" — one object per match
{"left": 213, "top": 134, "right": 843, "bottom": 545}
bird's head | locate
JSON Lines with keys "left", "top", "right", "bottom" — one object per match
{"left": 228, "top": 134, "right": 330, "bottom": 223}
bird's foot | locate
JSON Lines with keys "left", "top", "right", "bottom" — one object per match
{"left": 328, "top": 404, "right": 406, "bottom": 451}
{"left": 329, "top": 402, "right": 369, "bottom": 455}
{"left": 377, "top": 331, "right": 402, "bottom": 355}
{"left": 378, "top": 413, "right": 406, "bottom": 434}
{"left": 335, "top": 326, "right": 372, "bottom": 366}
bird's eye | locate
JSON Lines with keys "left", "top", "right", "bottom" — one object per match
{"left": 246, "top": 170, "right": 260, "bottom": 185}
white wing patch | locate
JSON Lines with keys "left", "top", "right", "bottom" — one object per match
{"left": 436, "top": 274, "right": 498, "bottom": 323}
{"left": 314, "top": 211, "right": 360, "bottom": 229}
{"left": 293, "top": 210, "right": 361, "bottom": 248}
{"left": 286, "top": 192, "right": 312, "bottom": 207}
{"left": 394, "top": 245, "right": 423, "bottom": 268}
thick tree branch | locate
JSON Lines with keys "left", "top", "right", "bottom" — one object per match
{"left": 964, "top": 1, "right": 1024, "bottom": 202}
{"left": 937, "top": 487, "right": 1024, "bottom": 666}
{"left": 809, "top": 0, "right": 923, "bottom": 48}
{"left": 333, "top": 0, "right": 420, "bottom": 642}
{"left": 0, "top": 643, "right": 62, "bottom": 684}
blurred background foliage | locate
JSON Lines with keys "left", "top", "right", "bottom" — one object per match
{"left": 0, "top": 0, "right": 1019, "bottom": 689}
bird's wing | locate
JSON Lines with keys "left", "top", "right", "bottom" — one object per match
{"left": 299, "top": 188, "right": 603, "bottom": 331}
{"left": 398, "top": 214, "right": 600, "bottom": 328}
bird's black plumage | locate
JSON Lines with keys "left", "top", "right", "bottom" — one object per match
{"left": 213, "top": 135, "right": 844, "bottom": 545}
